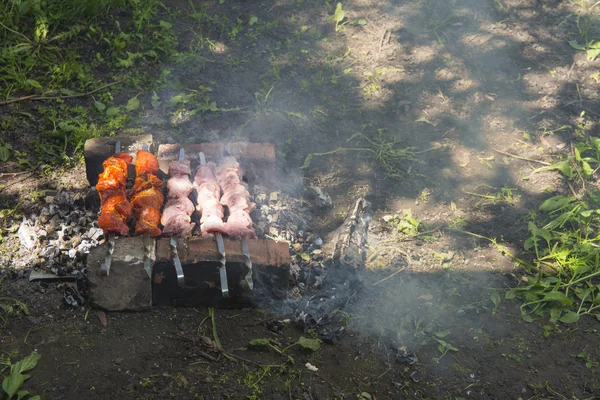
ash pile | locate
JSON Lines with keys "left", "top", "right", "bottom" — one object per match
{"left": 253, "top": 191, "right": 374, "bottom": 345}
{"left": 3, "top": 190, "right": 101, "bottom": 276}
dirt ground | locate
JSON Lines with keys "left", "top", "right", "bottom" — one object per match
{"left": 2, "top": 0, "right": 600, "bottom": 399}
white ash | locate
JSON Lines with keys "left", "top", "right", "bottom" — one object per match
{"left": 6, "top": 189, "right": 102, "bottom": 275}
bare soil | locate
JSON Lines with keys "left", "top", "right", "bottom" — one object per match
{"left": 2, "top": 0, "right": 600, "bottom": 399}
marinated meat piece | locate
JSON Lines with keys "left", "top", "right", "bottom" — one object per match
{"left": 112, "top": 152, "right": 134, "bottom": 164}
{"left": 196, "top": 182, "right": 221, "bottom": 212}
{"left": 220, "top": 184, "right": 250, "bottom": 206}
{"left": 226, "top": 193, "right": 254, "bottom": 213}
{"left": 168, "top": 160, "right": 192, "bottom": 177}
{"left": 201, "top": 214, "right": 227, "bottom": 235}
{"left": 167, "top": 176, "right": 194, "bottom": 199}
{"left": 199, "top": 198, "right": 224, "bottom": 222}
{"left": 98, "top": 191, "right": 132, "bottom": 236}
{"left": 218, "top": 172, "right": 243, "bottom": 194}
{"left": 97, "top": 154, "right": 133, "bottom": 236}
{"left": 129, "top": 151, "right": 163, "bottom": 237}
{"left": 130, "top": 188, "right": 164, "bottom": 211}
{"left": 162, "top": 196, "right": 195, "bottom": 216}
{"left": 193, "top": 162, "right": 217, "bottom": 186}
{"left": 223, "top": 210, "right": 256, "bottom": 238}
{"left": 96, "top": 167, "right": 126, "bottom": 193}
{"left": 130, "top": 174, "right": 163, "bottom": 198}
{"left": 134, "top": 207, "right": 162, "bottom": 237}
{"left": 98, "top": 212, "right": 130, "bottom": 237}
{"left": 135, "top": 150, "right": 159, "bottom": 176}
{"left": 97, "top": 155, "right": 129, "bottom": 192}
{"left": 100, "top": 191, "right": 133, "bottom": 220}
{"left": 161, "top": 198, "right": 195, "bottom": 237}
{"left": 193, "top": 161, "right": 226, "bottom": 237}
{"left": 163, "top": 160, "right": 195, "bottom": 237}
{"left": 215, "top": 156, "right": 255, "bottom": 238}
{"left": 215, "top": 157, "right": 241, "bottom": 182}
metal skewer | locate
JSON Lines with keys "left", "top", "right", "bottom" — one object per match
{"left": 240, "top": 239, "right": 254, "bottom": 292}
{"left": 199, "top": 152, "right": 229, "bottom": 298}
{"left": 141, "top": 143, "right": 153, "bottom": 279}
{"left": 220, "top": 147, "right": 254, "bottom": 292}
{"left": 100, "top": 140, "right": 121, "bottom": 276}
{"left": 171, "top": 147, "right": 186, "bottom": 287}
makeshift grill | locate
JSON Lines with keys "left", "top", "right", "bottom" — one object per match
{"left": 85, "top": 136, "right": 290, "bottom": 310}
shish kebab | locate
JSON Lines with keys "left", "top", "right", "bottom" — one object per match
{"left": 214, "top": 156, "right": 255, "bottom": 291}
{"left": 97, "top": 140, "right": 131, "bottom": 276}
{"left": 132, "top": 144, "right": 163, "bottom": 278}
{"left": 160, "top": 147, "right": 191, "bottom": 287}
{"left": 195, "top": 152, "right": 229, "bottom": 298}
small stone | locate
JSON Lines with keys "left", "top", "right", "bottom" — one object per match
{"left": 383, "top": 215, "right": 393, "bottom": 223}
{"left": 48, "top": 204, "right": 59, "bottom": 216}
{"left": 269, "top": 192, "right": 279, "bottom": 202}
{"left": 204, "top": 376, "right": 214, "bottom": 383}
{"left": 314, "top": 237, "right": 323, "bottom": 247}
{"left": 256, "top": 193, "right": 267, "bottom": 203}
{"left": 41, "top": 245, "right": 59, "bottom": 259}
{"left": 114, "top": 358, "right": 123, "bottom": 365}
{"left": 57, "top": 190, "right": 72, "bottom": 207}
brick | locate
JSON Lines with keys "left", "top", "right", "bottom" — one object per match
{"left": 84, "top": 135, "right": 153, "bottom": 187}
{"left": 156, "top": 237, "right": 290, "bottom": 267}
{"left": 87, "top": 236, "right": 153, "bottom": 311}
{"left": 157, "top": 142, "right": 275, "bottom": 163}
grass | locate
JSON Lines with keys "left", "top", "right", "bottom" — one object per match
{"left": 0, "top": 0, "right": 180, "bottom": 167}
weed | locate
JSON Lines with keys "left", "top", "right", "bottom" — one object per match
{"left": 575, "top": 350, "right": 598, "bottom": 368}
{"left": 386, "top": 209, "right": 424, "bottom": 235}
{"left": 463, "top": 186, "right": 520, "bottom": 207}
{"left": 528, "top": 135, "right": 600, "bottom": 184}
{"left": 302, "top": 127, "right": 441, "bottom": 177}
{"left": 244, "top": 366, "right": 271, "bottom": 400}
{"left": 570, "top": 15, "right": 600, "bottom": 61}
{"left": 0, "top": 351, "right": 41, "bottom": 400}
{"left": 506, "top": 190, "right": 600, "bottom": 323}
{"left": 333, "top": 3, "right": 346, "bottom": 32}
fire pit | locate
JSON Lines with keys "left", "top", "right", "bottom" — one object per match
{"left": 84, "top": 136, "right": 291, "bottom": 311}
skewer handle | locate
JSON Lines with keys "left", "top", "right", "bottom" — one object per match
{"left": 170, "top": 236, "right": 185, "bottom": 288}
{"left": 241, "top": 239, "right": 254, "bottom": 292}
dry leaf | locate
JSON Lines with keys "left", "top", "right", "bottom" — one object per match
{"left": 97, "top": 310, "right": 108, "bottom": 328}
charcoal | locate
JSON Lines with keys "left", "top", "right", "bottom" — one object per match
{"left": 391, "top": 344, "right": 418, "bottom": 365}
{"left": 266, "top": 319, "right": 286, "bottom": 332}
